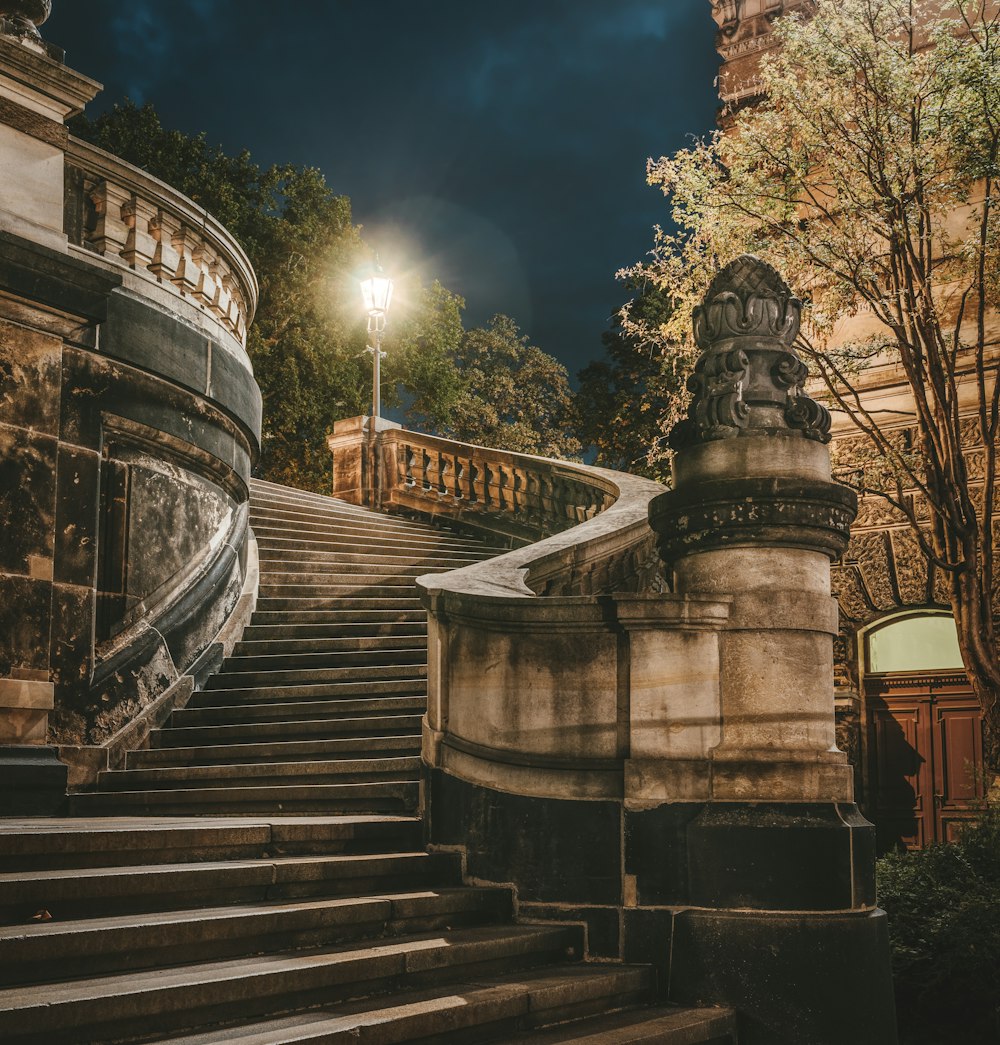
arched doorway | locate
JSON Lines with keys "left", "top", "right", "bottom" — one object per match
{"left": 862, "top": 611, "right": 985, "bottom": 853}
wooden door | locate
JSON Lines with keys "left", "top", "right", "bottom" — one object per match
{"left": 865, "top": 673, "right": 984, "bottom": 852}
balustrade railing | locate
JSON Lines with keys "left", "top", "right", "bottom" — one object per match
{"left": 328, "top": 419, "right": 665, "bottom": 598}
{"left": 64, "top": 137, "right": 258, "bottom": 351}
{"left": 382, "top": 428, "right": 616, "bottom": 545}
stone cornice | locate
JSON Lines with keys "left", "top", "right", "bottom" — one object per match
{"left": 0, "top": 34, "right": 100, "bottom": 117}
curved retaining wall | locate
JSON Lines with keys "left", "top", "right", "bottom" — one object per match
{"left": 0, "top": 33, "right": 261, "bottom": 807}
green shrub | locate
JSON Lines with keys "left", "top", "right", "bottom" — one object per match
{"left": 877, "top": 806, "right": 1000, "bottom": 1043}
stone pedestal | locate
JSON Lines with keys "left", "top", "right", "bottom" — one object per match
{"left": 327, "top": 415, "right": 400, "bottom": 508}
{"left": 644, "top": 255, "right": 896, "bottom": 1045}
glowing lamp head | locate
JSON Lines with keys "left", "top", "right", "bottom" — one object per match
{"left": 360, "top": 268, "right": 394, "bottom": 317}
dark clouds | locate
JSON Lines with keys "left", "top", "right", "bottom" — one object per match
{"left": 46, "top": 1, "right": 719, "bottom": 376}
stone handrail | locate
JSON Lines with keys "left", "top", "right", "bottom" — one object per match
{"left": 328, "top": 418, "right": 666, "bottom": 596}
{"left": 64, "top": 136, "right": 258, "bottom": 350}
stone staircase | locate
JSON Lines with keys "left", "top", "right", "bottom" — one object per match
{"left": 0, "top": 480, "right": 737, "bottom": 1044}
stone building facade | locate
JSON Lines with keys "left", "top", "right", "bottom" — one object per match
{"left": 707, "top": 0, "right": 999, "bottom": 849}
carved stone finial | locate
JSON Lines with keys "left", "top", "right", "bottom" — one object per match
{"left": 693, "top": 253, "right": 801, "bottom": 349}
{"left": 670, "top": 253, "right": 831, "bottom": 449}
{"left": 0, "top": 0, "right": 51, "bottom": 41}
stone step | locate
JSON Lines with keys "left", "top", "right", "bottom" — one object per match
{"left": 169, "top": 698, "right": 426, "bottom": 731}
{"left": 189, "top": 681, "right": 425, "bottom": 706}
{"left": 0, "top": 816, "right": 421, "bottom": 871}
{"left": 233, "top": 635, "right": 427, "bottom": 657}
{"left": 71, "top": 780, "right": 420, "bottom": 817}
{"left": 247, "top": 484, "right": 424, "bottom": 514}
{"left": 130, "top": 735, "right": 421, "bottom": 769}
{"left": 0, "top": 924, "right": 580, "bottom": 1044}
{"left": 247, "top": 609, "right": 426, "bottom": 627}
{"left": 217, "top": 648, "right": 428, "bottom": 675}
{"left": 99, "top": 756, "right": 421, "bottom": 791}
{"left": 251, "top": 507, "right": 458, "bottom": 542}
{"left": 239, "top": 624, "right": 427, "bottom": 645}
{"left": 256, "top": 559, "right": 480, "bottom": 576}
{"left": 255, "top": 596, "right": 425, "bottom": 613}
{"left": 258, "top": 583, "right": 426, "bottom": 601}
{"left": 514, "top": 1003, "right": 739, "bottom": 1044}
{"left": 203, "top": 665, "right": 428, "bottom": 691}
{"left": 151, "top": 715, "right": 424, "bottom": 749}
{"left": 0, "top": 850, "right": 459, "bottom": 925}
{"left": 141, "top": 964, "right": 652, "bottom": 1045}
{"left": 253, "top": 526, "right": 489, "bottom": 553}
{"left": 0, "top": 887, "right": 512, "bottom": 986}
{"left": 257, "top": 576, "right": 429, "bottom": 592}
{"left": 255, "top": 547, "right": 485, "bottom": 568}
{"left": 249, "top": 501, "right": 453, "bottom": 530}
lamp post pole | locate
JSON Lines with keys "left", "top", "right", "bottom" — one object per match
{"left": 359, "top": 265, "right": 393, "bottom": 506}
{"left": 370, "top": 314, "right": 384, "bottom": 420}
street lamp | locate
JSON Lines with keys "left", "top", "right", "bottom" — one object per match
{"left": 360, "top": 265, "right": 393, "bottom": 419}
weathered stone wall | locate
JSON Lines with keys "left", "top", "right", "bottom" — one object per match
{"left": 0, "top": 28, "right": 261, "bottom": 807}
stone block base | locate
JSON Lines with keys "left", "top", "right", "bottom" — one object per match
{"left": 665, "top": 907, "right": 897, "bottom": 1045}
{"left": 427, "top": 766, "right": 897, "bottom": 1043}
{"left": 0, "top": 745, "right": 67, "bottom": 815}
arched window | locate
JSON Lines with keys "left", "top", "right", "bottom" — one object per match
{"left": 865, "top": 611, "right": 963, "bottom": 674}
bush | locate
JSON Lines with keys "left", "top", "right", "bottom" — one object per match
{"left": 877, "top": 806, "right": 1000, "bottom": 1043}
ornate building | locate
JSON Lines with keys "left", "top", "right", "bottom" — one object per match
{"left": 707, "top": 0, "right": 998, "bottom": 850}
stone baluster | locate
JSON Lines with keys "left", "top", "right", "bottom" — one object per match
{"left": 538, "top": 472, "right": 554, "bottom": 525}
{"left": 511, "top": 468, "right": 526, "bottom": 518}
{"left": 423, "top": 449, "right": 438, "bottom": 494}
{"left": 525, "top": 470, "right": 542, "bottom": 525}
{"left": 148, "top": 209, "right": 181, "bottom": 282}
{"left": 453, "top": 456, "right": 466, "bottom": 499}
{"left": 192, "top": 240, "right": 219, "bottom": 310}
{"left": 211, "top": 258, "right": 233, "bottom": 322}
{"left": 219, "top": 273, "right": 239, "bottom": 334}
{"left": 495, "top": 464, "right": 508, "bottom": 513}
{"left": 469, "top": 459, "right": 483, "bottom": 504}
{"left": 120, "top": 195, "right": 157, "bottom": 271}
{"left": 171, "top": 225, "right": 200, "bottom": 296}
{"left": 402, "top": 444, "right": 416, "bottom": 486}
{"left": 437, "top": 454, "right": 450, "bottom": 496}
{"left": 481, "top": 462, "right": 493, "bottom": 508}
{"left": 88, "top": 180, "right": 131, "bottom": 257}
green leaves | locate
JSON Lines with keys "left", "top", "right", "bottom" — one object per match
{"left": 443, "top": 315, "right": 581, "bottom": 460}
{"left": 877, "top": 806, "right": 1000, "bottom": 1041}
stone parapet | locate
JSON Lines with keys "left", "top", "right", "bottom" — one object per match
{"left": 65, "top": 137, "right": 257, "bottom": 355}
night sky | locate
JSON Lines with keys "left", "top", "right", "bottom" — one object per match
{"left": 44, "top": 1, "right": 720, "bottom": 379}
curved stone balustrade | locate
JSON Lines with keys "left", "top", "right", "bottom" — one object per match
{"left": 65, "top": 137, "right": 258, "bottom": 353}
{"left": 382, "top": 428, "right": 622, "bottom": 554}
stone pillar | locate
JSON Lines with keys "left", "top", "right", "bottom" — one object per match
{"left": 645, "top": 255, "right": 896, "bottom": 1045}
{"left": 327, "top": 415, "right": 400, "bottom": 508}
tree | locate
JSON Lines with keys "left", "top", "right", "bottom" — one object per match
{"left": 576, "top": 285, "right": 688, "bottom": 481}
{"left": 442, "top": 315, "right": 581, "bottom": 459}
{"left": 624, "top": 1, "right": 1000, "bottom": 768}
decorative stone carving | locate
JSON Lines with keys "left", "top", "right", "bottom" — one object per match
{"left": 852, "top": 494, "right": 908, "bottom": 532}
{"left": 670, "top": 254, "right": 831, "bottom": 448}
{"left": 0, "top": 0, "right": 50, "bottom": 40}
{"left": 831, "top": 563, "right": 873, "bottom": 622}
{"left": 851, "top": 532, "right": 897, "bottom": 611}
{"left": 889, "top": 529, "right": 929, "bottom": 605}
{"left": 693, "top": 254, "right": 801, "bottom": 347}
{"left": 652, "top": 475, "right": 856, "bottom": 564}
{"left": 670, "top": 347, "right": 750, "bottom": 448}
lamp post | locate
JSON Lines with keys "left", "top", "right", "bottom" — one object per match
{"left": 360, "top": 265, "right": 393, "bottom": 420}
